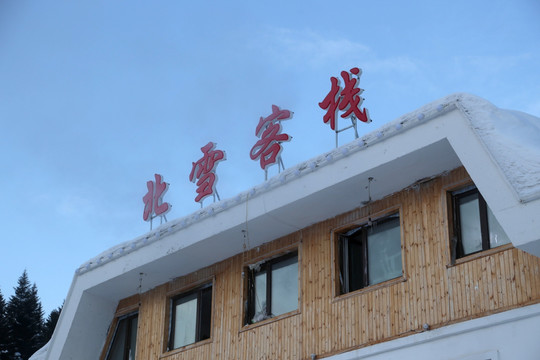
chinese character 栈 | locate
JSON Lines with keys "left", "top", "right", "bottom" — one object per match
{"left": 319, "top": 67, "right": 371, "bottom": 130}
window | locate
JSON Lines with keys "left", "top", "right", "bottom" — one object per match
{"left": 338, "top": 213, "right": 402, "bottom": 294}
{"left": 106, "top": 313, "right": 138, "bottom": 360}
{"left": 246, "top": 252, "right": 298, "bottom": 324}
{"left": 451, "top": 185, "right": 510, "bottom": 259}
{"left": 169, "top": 284, "right": 212, "bottom": 350}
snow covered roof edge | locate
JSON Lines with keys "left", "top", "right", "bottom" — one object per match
{"left": 75, "top": 92, "right": 540, "bottom": 275}
{"left": 452, "top": 96, "right": 540, "bottom": 202}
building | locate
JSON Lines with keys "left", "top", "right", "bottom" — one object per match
{"left": 32, "top": 93, "right": 540, "bottom": 360}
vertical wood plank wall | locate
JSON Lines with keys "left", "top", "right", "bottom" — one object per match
{"left": 108, "top": 167, "right": 540, "bottom": 360}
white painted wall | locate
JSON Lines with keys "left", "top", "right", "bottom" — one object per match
{"left": 328, "top": 303, "right": 540, "bottom": 360}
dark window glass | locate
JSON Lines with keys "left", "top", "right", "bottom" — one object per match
{"left": 246, "top": 252, "right": 298, "bottom": 324}
{"left": 452, "top": 186, "right": 510, "bottom": 259}
{"left": 106, "top": 313, "right": 138, "bottom": 360}
{"left": 169, "top": 284, "right": 212, "bottom": 349}
{"left": 339, "top": 214, "right": 402, "bottom": 294}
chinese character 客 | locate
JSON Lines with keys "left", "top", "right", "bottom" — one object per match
{"left": 250, "top": 104, "right": 293, "bottom": 171}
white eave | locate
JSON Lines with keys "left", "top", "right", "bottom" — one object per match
{"left": 44, "top": 93, "right": 540, "bottom": 360}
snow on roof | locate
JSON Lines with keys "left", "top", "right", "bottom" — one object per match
{"left": 39, "top": 92, "right": 540, "bottom": 360}
{"left": 456, "top": 96, "right": 540, "bottom": 202}
{"left": 74, "top": 92, "right": 540, "bottom": 276}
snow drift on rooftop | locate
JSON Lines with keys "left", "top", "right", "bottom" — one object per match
{"left": 456, "top": 94, "right": 540, "bottom": 202}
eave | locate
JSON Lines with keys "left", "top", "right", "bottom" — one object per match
{"left": 44, "top": 93, "right": 540, "bottom": 359}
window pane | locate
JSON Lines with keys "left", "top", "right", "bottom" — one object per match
{"left": 173, "top": 293, "right": 197, "bottom": 348}
{"left": 487, "top": 207, "right": 511, "bottom": 248}
{"left": 348, "top": 238, "right": 364, "bottom": 292}
{"left": 459, "top": 194, "right": 483, "bottom": 255}
{"left": 107, "top": 318, "right": 127, "bottom": 360}
{"left": 128, "top": 317, "right": 138, "bottom": 360}
{"left": 367, "top": 218, "right": 402, "bottom": 285}
{"left": 271, "top": 255, "right": 298, "bottom": 316}
{"left": 252, "top": 270, "right": 267, "bottom": 322}
{"left": 199, "top": 287, "right": 212, "bottom": 341}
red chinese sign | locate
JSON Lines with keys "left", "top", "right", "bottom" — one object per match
{"left": 189, "top": 142, "right": 226, "bottom": 203}
{"left": 319, "top": 67, "right": 370, "bottom": 130}
{"left": 142, "top": 174, "right": 171, "bottom": 222}
{"left": 250, "top": 105, "right": 293, "bottom": 170}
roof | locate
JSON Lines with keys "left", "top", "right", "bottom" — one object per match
{"left": 36, "top": 93, "right": 540, "bottom": 360}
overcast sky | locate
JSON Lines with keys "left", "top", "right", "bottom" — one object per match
{"left": 1, "top": 0, "right": 539, "bottom": 315}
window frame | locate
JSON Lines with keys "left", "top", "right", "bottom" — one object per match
{"left": 167, "top": 282, "right": 213, "bottom": 351}
{"left": 104, "top": 312, "right": 139, "bottom": 360}
{"left": 245, "top": 251, "right": 299, "bottom": 325}
{"left": 450, "top": 185, "right": 511, "bottom": 261}
{"left": 337, "top": 211, "right": 403, "bottom": 295}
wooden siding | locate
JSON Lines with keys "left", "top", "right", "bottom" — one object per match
{"left": 104, "top": 167, "right": 540, "bottom": 360}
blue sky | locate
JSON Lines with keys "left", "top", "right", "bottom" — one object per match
{"left": 1, "top": 0, "right": 539, "bottom": 315}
